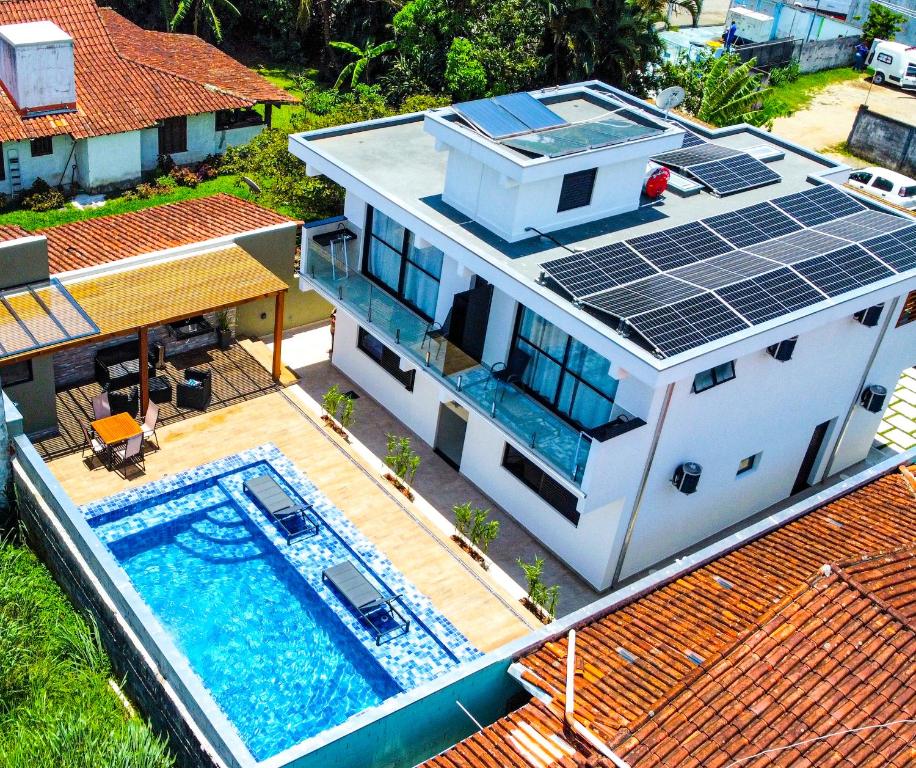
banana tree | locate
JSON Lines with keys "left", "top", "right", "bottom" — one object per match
{"left": 697, "top": 55, "right": 769, "bottom": 127}
{"left": 330, "top": 39, "right": 397, "bottom": 90}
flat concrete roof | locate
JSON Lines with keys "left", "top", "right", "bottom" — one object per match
{"left": 290, "top": 81, "right": 912, "bottom": 377}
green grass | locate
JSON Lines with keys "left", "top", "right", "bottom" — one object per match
{"left": 254, "top": 65, "right": 316, "bottom": 132}
{"left": 0, "top": 537, "right": 173, "bottom": 768}
{"left": 764, "top": 67, "right": 864, "bottom": 119}
{"left": 0, "top": 174, "right": 297, "bottom": 231}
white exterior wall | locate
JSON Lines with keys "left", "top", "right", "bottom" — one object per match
{"left": 0, "top": 134, "right": 76, "bottom": 194}
{"left": 77, "top": 131, "right": 142, "bottom": 190}
{"left": 140, "top": 127, "right": 159, "bottom": 172}
{"left": 616, "top": 303, "right": 911, "bottom": 581}
{"left": 442, "top": 150, "right": 647, "bottom": 242}
{"left": 141, "top": 118, "right": 263, "bottom": 172}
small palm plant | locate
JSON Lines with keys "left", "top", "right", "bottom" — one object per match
{"left": 330, "top": 39, "right": 397, "bottom": 90}
{"left": 169, "top": 0, "right": 239, "bottom": 42}
{"left": 518, "top": 555, "right": 561, "bottom": 620}
{"left": 385, "top": 434, "right": 420, "bottom": 488}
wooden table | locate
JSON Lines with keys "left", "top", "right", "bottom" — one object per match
{"left": 91, "top": 412, "right": 142, "bottom": 447}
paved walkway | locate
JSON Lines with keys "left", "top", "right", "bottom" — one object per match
{"left": 877, "top": 368, "right": 916, "bottom": 453}
{"left": 269, "top": 323, "right": 603, "bottom": 615}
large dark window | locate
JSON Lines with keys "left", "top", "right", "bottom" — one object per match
{"left": 357, "top": 327, "right": 415, "bottom": 390}
{"left": 364, "top": 207, "right": 443, "bottom": 320}
{"left": 158, "top": 116, "right": 188, "bottom": 154}
{"left": 215, "top": 109, "right": 264, "bottom": 131}
{"left": 30, "top": 137, "right": 52, "bottom": 157}
{"left": 557, "top": 168, "right": 597, "bottom": 212}
{"left": 511, "top": 307, "right": 618, "bottom": 430}
{"left": 692, "top": 361, "right": 736, "bottom": 393}
{"left": 502, "top": 444, "right": 579, "bottom": 524}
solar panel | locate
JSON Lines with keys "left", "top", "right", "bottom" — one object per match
{"left": 492, "top": 93, "right": 567, "bottom": 131}
{"left": 503, "top": 116, "right": 663, "bottom": 158}
{"left": 680, "top": 130, "right": 706, "bottom": 148}
{"left": 793, "top": 244, "right": 894, "bottom": 298}
{"left": 772, "top": 185, "right": 865, "bottom": 226}
{"left": 584, "top": 274, "right": 703, "bottom": 318}
{"left": 715, "top": 267, "right": 825, "bottom": 325}
{"left": 745, "top": 229, "right": 849, "bottom": 265}
{"left": 627, "top": 293, "right": 748, "bottom": 357}
{"left": 670, "top": 250, "right": 778, "bottom": 289}
{"left": 653, "top": 143, "right": 740, "bottom": 169}
{"left": 860, "top": 225, "right": 916, "bottom": 273}
{"left": 704, "top": 202, "right": 801, "bottom": 248}
{"left": 626, "top": 223, "right": 731, "bottom": 271}
{"left": 812, "top": 210, "right": 912, "bottom": 242}
{"left": 453, "top": 98, "right": 529, "bottom": 138}
{"left": 685, "top": 155, "right": 782, "bottom": 196}
{"left": 541, "top": 243, "right": 658, "bottom": 298}
{"left": 793, "top": 255, "right": 863, "bottom": 297}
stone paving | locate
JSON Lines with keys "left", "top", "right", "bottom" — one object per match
{"left": 877, "top": 368, "right": 916, "bottom": 453}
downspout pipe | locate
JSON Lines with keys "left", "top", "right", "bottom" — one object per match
{"left": 565, "top": 630, "right": 632, "bottom": 768}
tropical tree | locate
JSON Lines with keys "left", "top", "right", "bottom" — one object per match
{"left": 330, "top": 39, "right": 397, "bottom": 89}
{"left": 541, "top": 0, "right": 597, "bottom": 83}
{"left": 592, "top": 0, "right": 664, "bottom": 94}
{"left": 861, "top": 3, "right": 906, "bottom": 44}
{"left": 169, "top": 0, "right": 239, "bottom": 41}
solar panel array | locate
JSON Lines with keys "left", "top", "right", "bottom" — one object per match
{"left": 541, "top": 186, "right": 913, "bottom": 358}
{"left": 453, "top": 93, "right": 568, "bottom": 139}
{"left": 653, "top": 137, "right": 781, "bottom": 196}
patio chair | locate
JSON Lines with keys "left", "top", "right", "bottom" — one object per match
{"left": 111, "top": 434, "right": 144, "bottom": 478}
{"left": 108, "top": 386, "right": 139, "bottom": 418}
{"left": 176, "top": 368, "right": 212, "bottom": 410}
{"left": 90, "top": 391, "right": 111, "bottom": 420}
{"left": 79, "top": 421, "right": 106, "bottom": 467}
{"left": 323, "top": 561, "right": 410, "bottom": 645}
{"left": 243, "top": 474, "right": 319, "bottom": 543}
{"left": 140, "top": 402, "right": 160, "bottom": 449}
{"left": 422, "top": 309, "right": 452, "bottom": 360}
{"left": 487, "top": 348, "right": 530, "bottom": 397}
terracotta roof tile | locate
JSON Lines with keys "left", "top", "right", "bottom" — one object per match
{"left": 423, "top": 463, "right": 916, "bottom": 768}
{"left": 0, "top": 0, "right": 294, "bottom": 142}
{"left": 41, "top": 194, "right": 296, "bottom": 273}
{"left": 0, "top": 223, "right": 29, "bottom": 242}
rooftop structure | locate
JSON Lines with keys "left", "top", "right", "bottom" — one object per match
{"left": 289, "top": 80, "right": 915, "bottom": 591}
{"left": 424, "top": 459, "right": 916, "bottom": 767}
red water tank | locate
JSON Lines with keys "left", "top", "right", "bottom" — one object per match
{"left": 644, "top": 166, "right": 670, "bottom": 199}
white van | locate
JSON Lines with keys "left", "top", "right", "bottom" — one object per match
{"left": 847, "top": 167, "right": 916, "bottom": 210}
{"left": 866, "top": 40, "right": 916, "bottom": 90}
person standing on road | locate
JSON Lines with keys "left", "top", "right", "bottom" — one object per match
{"left": 853, "top": 41, "right": 869, "bottom": 71}
{"left": 723, "top": 21, "right": 738, "bottom": 52}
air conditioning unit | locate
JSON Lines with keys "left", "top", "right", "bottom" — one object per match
{"left": 767, "top": 336, "right": 797, "bottom": 362}
{"left": 672, "top": 462, "right": 702, "bottom": 494}
{"left": 854, "top": 305, "right": 883, "bottom": 327}
{"left": 860, "top": 384, "right": 887, "bottom": 413}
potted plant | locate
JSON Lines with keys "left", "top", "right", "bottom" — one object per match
{"left": 215, "top": 310, "right": 232, "bottom": 350}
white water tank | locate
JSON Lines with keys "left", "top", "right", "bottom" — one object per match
{"left": 0, "top": 21, "right": 75, "bottom": 115}
{"left": 726, "top": 7, "right": 775, "bottom": 44}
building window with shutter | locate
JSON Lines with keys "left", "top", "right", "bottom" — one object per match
{"left": 898, "top": 290, "right": 916, "bottom": 327}
{"left": 158, "top": 116, "right": 188, "bottom": 155}
{"left": 557, "top": 168, "right": 597, "bottom": 212}
{"left": 502, "top": 444, "right": 580, "bottom": 524}
{"left": 30, "top": 137, "right": 53, "bottom": 157}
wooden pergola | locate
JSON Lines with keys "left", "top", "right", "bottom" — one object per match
{"left": 1, "top": 245, "right": 289, "bottom": 415}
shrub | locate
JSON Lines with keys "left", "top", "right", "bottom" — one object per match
{"left": 156, "top": 154, "right": 176, "bottom": 174}
{"left": 454, "top": 501, "right": 474, "bottom": 539}
{"left": 862, "top": 3, "right": 906, "bottom": 43}
{"left": 168, "top": 165, "right": 199, "bottom": 187}
{"left": 445, "top": 37, "right": 487, "bottom": 101}
{"left": 196, "top": 162, "right": 218, "bottom": 181}
{"left": 385, "top": 434, "right": 421, "bottom": 486}
{"left": 517, "top": 555, "right": 560, "bottom": 618}
{"left": 454, "top": 502, "right": 500, "bottom": 554}
{"left": 321, "top": 384, "right": 355, "bottom": 428}
{"left": 21, "top": 178, "right": 65, "bottom": 212}
{"left": 122, "top": 181, "right": 173, "bottom": 201}
{"left": 768, "top": 59, "right": 800, "bottom": 88}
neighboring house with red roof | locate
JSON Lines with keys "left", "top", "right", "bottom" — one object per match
{"left": 0, "top": 0, "right": 294, "bottom": 194}
{"left": 423, "top": 458, "right": 916, "bottom": 768}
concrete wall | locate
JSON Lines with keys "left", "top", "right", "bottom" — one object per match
{"left": 78, "top": 131, "right": 143, "bottom": 190}
{"left": 0, "top": 235, "right": 49, "bottom": 287}
{"left": 0, "top": 134, "right": 77, "bottom": 194}
{"left": 846, "top": 106, "right": 916, "bottom": 177}
{"left": 235, "top": 225, "right": 333, "bottom": 337}
{"left": 3, "top": 355, "right": 56, "bottom": 434}
{"left": 795, "top": 35, "right": 859, "bottom": 72}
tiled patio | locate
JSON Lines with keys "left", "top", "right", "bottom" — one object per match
{"left": 877, "top": 367, "right": 916, "bottom": 454}
{"left": 33, "top": 342, "right": 281, "bottom": 461}
{"left": 44, "top": 382, "right": 535, "bottom": 651}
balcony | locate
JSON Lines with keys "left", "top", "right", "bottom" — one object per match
{"left": 304, "top": 235, "right": 639, "bottom": 487}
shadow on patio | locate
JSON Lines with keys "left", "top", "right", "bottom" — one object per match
{"left": 33, "top": 342, "right": 281, "bottom": 461}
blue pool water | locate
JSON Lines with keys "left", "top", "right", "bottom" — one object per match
{"left": 84, "top": 446, "right": 480, "bottom": 762}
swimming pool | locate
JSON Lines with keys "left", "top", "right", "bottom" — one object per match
{"left": 82, "top": 445, "right": 479, "bottom": 762}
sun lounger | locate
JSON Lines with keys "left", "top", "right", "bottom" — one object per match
{"left": 244, "top": 474, "right": 319, "bottom": 543}
{"left": 323, "top": 561, "right": 410, "bottom": 644}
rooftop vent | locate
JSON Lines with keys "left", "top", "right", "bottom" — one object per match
{"left": 0, "top": 21, "right": 75, "bottom": 116}
{"left": 685, "top": 651, "right": 704, "bottom": 665}
{"left": 672, "top": 462, "right": 702, "bottom": 494}
{"left": 860, "top": 384, "right": 887, "bottom": 413}
{"left": 767, "top": 336, "right": 797, "bottom": 362}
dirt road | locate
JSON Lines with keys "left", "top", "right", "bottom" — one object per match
{"left": 770, "top": 76, "right": 916, "bottom": 163}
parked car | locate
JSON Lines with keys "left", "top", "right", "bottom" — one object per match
{"left": 846, "top": 167, "right": 916, "bottom": 210}
{"left": 866, "top": 40, "right": 916, "bottom": 90}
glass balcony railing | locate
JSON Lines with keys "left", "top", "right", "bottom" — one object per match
{"left": 305, "top": 238, "right": 596, "bottom": 485}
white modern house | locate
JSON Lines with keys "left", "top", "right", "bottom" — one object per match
{"left": 289, "top": 82, "right": 916, "bottom": 591}
{"left": 0, "top": 0, "right": 294, "bottom": 194}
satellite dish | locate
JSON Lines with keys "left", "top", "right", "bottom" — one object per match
{"left": 656, "top": 86, "right": 686, "bottom": 114}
